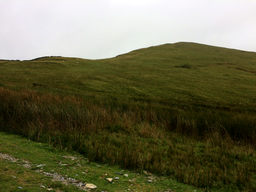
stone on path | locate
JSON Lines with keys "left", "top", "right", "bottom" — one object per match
{"left": 85, "top": 183, "right": 97, "bottom": 189}
{"left": 106, "top": 178, "right": 113, "bottom": 183}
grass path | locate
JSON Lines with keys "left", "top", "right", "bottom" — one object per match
{"left": 0, "top": 132, "right": 202, "bottom": 192}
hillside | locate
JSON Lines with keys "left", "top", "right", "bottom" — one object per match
{"left": 0, "top": 42, "right": 256, "bottom": 191}
{"left": 0, "top": 42, "right": 256, "bottom": 109}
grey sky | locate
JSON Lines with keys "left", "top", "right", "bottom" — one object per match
{"left": 0, "top": 0, "right": 256, "bottom": 60}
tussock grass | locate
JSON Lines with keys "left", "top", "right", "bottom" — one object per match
{"left": 1, "top": 42, "right": 256, "bottom": 191}
{"left": 0, "top": 87, "right": 255, "bottom": 191}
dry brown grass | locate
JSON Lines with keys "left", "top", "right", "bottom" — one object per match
{"left": 0, "top": 87, "right": 256, "bottom": 191}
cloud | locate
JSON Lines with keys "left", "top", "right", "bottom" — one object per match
{"left": 0, "top": 0, "right": 255, "bottom": 60}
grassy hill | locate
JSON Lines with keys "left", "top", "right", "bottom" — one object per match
{"left": 0, "top": 42, "right": 256, "bottom": 191}
{"left": 1, "top": 42, "right": 256, "bottom": 108}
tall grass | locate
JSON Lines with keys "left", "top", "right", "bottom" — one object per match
{"left": 0, "top": 87, "right": 255, "bottom": 191}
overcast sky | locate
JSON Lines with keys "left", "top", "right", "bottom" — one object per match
{"left": 0, "top": 0, "right": 256, "bottom": 60}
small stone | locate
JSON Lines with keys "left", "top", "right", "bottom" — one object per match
{"left": 36, "top": 164, "right": 46, "bottom": 168}
{"left": 106, "top": 178, "right": 113, "bottom": 183}
{"left": 23, "top": 164, "right": 31, "bottom": 168}
{"left": 18, "top": 186, "right": 23, "bottom": 189}
{"left": 114, "top": 177, "right": 119, "bottom": 180}
{"left": 78, "top": 182, "right": 84, "bottom": 187}
{"left": 40, "top": 185, "right": 46, "bottom": 188}
{"left": 63, "top": 156, "right": 76, "bottom": 161}
{"left": 148, "top": 179, "right": 153, "bottom": 183}
{"left": 59, "top": 162, "right": 68, "bottom": 166}
{"left": 124, "top": 174, "right": 128, "bottom": 177}
{"left": 85, "top": 183, "right": 97, "bottom": 189}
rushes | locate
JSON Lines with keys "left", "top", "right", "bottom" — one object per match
{"left": 0, "top": 87, "right": 255, "bottom": 191}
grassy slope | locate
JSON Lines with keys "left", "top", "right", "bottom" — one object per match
{"left": 0, "top": 42, "right": 256, "bottom": 109}
{"left": 0, "top": 42, "right": 256, "bottom": 191}
{"left": 0, "top": 132, "right": 202, "bottom": 192}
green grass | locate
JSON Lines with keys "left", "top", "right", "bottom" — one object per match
{"left": 0, "top": 42, "right": 256, "bottom": 191}
{"left": 0, "top": 132, "right": 202, "bottom": 192}
{"left": 1, "top": 42, "right": 256, "bottom": 108}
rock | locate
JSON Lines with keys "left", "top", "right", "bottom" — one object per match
{"left": 40, "top": 185, "right": 46, "bottom": 188}
{"left": 85, "top": 183, "right": 97, "bottom": 189}
{"left": 106, "top": 178, "right": 113, "bottom": 183}
{"left": 0, "top": 153, "right": 18, "bottom": 163}
{"left": 18, "top": 186, "right": 23, "bottom": 189}
{"left": 114, "top": 177, "right": 119, "bottom": 180}
{"left": 36, "top": 164, "right": 46, "bottom": 168}
{"left": 124, "top": 174, "right": 128, "bottom": 177}
{"left": 148, "top": 179, "right": 153, "bottom": 183}
{"left": 23, "top": 163, "right": 31, "bottom": 168}
{"left": 77, "top": 182, "right": 85, "bottom": 187}
{"left": 59, "top": 162, "right": 68, "bottom": 166}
